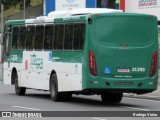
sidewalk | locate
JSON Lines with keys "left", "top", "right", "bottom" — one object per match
{"left": 124, "top": 84, "right": 160, "bottom": 101}
{"left": 124, "top": 71, "right": 160, "bottom": 100}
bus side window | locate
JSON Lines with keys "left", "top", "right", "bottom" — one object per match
{"left": 26, "top": 26, "right": 35, "bottom": 50}
{"left": 44, "top": 25, "right": 54, "bottom": 50}
{"left": 73, "top": 23, "right": 85, "bottom": 50}
{"left": 54, "top": 24, "right": 64, "bottom": 50}
{"left": 64, "top": 24, "right": 73, "bottom": 50}
{"left": 12, "top": 26, "right": 19, "bottom": 50}
{"left": 19, "top": 26, "right": 26, "bottom": 50}
{"left": 35, "top": 25, "right": 44, "bottom": 50}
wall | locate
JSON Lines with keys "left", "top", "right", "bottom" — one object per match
{"left": 123, "top": 0, "right": 160, "bottom": 21}
{"left": 44, "top": 0, "right": 96, "bottom": 15}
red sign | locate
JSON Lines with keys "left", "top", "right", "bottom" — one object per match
{"left": 25, "top": 60, "right": 28, "bottom": 70}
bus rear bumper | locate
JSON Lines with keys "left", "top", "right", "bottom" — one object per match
{"left": 83, "top": 75, "right": 158, "bottom": 94}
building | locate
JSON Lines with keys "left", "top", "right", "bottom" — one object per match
{"left": 43, "top": 0, "right": 120, "bottom": 15}
{"left": 43, "top": 0, "right": 159, "bottom": 23}
{"left": 120, "top": 0, "right": 160, "bottom": 24}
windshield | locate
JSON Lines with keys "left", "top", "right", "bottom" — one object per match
{"left": 95, "top": 16, "right": 156, "bottom": 44}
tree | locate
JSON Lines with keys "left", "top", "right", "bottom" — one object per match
{"left": 0, "top": 0, "right": 19, "bottom": 10}
{"left": 20, "top": 0, "right": 31, "bottom": 10}
{"left": 0, "top": 0, "right": 30, "bottom": 10}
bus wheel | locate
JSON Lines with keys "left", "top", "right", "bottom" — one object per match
{"left": 101, "top": 92, "right": 123, "bottom": 103}
{"left": 50, "top": 74, "right": 61, "bottom": 101}
{"left": 14, "top": 73, "right": 26, "bottom": 96}
{"left": 50, "top": 74, "right": 72, "bottom": 102}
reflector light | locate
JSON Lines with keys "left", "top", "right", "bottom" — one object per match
{"left": 150, "top": 51, "right": 158, "bottom": 77}
{"left": 89, "top": 50, "right": 97, "bottom": 76}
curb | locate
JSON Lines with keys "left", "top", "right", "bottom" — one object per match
{"left": 124, "top": 93, "right": 160, "bottom": 101}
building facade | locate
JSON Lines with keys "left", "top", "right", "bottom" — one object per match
{"left": 43, "top": 0, "right": 120, "bottom": 15}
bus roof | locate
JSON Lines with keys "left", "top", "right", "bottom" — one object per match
{"left": 26, "top": 8, "right": 122, "bottom": 24}
{"left": 48, "top": 8, "right": 122, "bottom": 18}
{"left": 6, "top": 8, "right": 123, "bottom": 25}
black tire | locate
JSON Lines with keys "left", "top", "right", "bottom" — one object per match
{"left": 50, "top": 74, "right": 72, "bottom": 102}
{"left": 14, "top": 72, "right": 26, "bottom": 96}
{"left": 101, "top": 92, "right": 123, "bottom": 103}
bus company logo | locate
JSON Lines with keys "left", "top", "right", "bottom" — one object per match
{"left": 66, "top": 0, "right": 75, "bottom": 3}
{"left": 139, "top": 0, "right": 158, "bottom": 8}
{"left": 30, "top": 54, "right": 43, "bottom": 69}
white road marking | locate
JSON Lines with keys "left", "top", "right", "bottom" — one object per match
{"left": 122, "top": 106, "right": 150, "bottom": 111}
{"left": 93, "top": 117, "right": 107, "bottom": 120}
{"left": 124, "top": 97, "right": 160, "bottom": 103}
{"left": 12, "top": 106, "right": 41, "bottom": 111}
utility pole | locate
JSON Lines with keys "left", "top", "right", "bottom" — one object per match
{"left": 24, "top": 0, "right": 25, "bottom": 19}
{"left": 1, "top": 2, "right": 4, "bottom": 43}
{"left": 1, "top": 0, "right": 3, "bottom": 35}
{"left": 0, "top": 2, "right": 3, "bottom": 63}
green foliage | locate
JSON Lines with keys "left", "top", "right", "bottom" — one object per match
{"left": 0, "top": 0, "right": 30, "bottom": 10}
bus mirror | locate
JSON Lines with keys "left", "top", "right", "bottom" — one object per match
{"left": 88, "top": 18, "right": 92, "bottom": 24}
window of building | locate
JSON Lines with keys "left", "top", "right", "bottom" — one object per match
{"left": 12, "top": 26, "right": 19, "bottom": 50}
{"left": 44, "top": 25, "right": 54, "bottom": 50}
{"left": 19, "top": 26, "right": 26, "bottom": 49}
{"left": 97, "top": 0, "right": 120, "bottom": 9}
{"left": 26, "top": 26, "right": 35, "bottom": 49}
{"left": 64, "top": 24, "right": 74, "bottom": 50}
{"left": 35, "top": 25, "right": 44, "bottom": 50}
{"left": 73, "top": 23, "right": 85, "bottom": 50}
{"left": 54, "top": 24, "right": 64, "bottom": 50}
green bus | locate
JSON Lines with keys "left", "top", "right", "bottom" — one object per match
{"left": 2, "top": 8, "right": 158, "bottom": 103}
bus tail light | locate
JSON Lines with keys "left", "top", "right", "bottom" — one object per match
{"left": 89, "top": 50, "right": 97, "bottom": 76}
{"left": 150, "top": 51, "right": 158, "bottom": 77}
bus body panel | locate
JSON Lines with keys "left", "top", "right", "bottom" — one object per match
{"left": 83, "top": 13, "right": 158, "bottom": 93}
{"left": 3, "top": 50, "right": 83, "bottom": 92}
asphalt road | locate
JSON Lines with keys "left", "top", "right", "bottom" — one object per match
{"left": 0, "top": 63, "right": 160, "bottom": 119}
{"left": 0, "top": 84, "right": 160, "bottom": 120}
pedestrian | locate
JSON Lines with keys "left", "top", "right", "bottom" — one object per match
{"left": 101, "top": 0, "right": 107, "bottom": 8}
{"left": 115, "top": 0, "right": 120, "bottom": 9}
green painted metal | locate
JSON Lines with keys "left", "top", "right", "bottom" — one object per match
{"left": 6, "top": 50, "right": 23, "bottom": 63}
{"left": 51, "top": 51, "right": 82, "bottom": 63}
{"left": 5, "top": 20, "right": 25, "bottom": 25}
{"left": 82, "top": 13, "right": 158, "bottom": 93}
{"left": 54, "top": 16, "right": 86, "bottom": 23}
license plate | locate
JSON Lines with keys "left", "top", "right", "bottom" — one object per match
{"left": 118, "top": 68, "right": 130, "bottom": 73}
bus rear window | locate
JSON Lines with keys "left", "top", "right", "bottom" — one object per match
{"left": 95, "top": 16, "right": 156, "bottom": 44}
